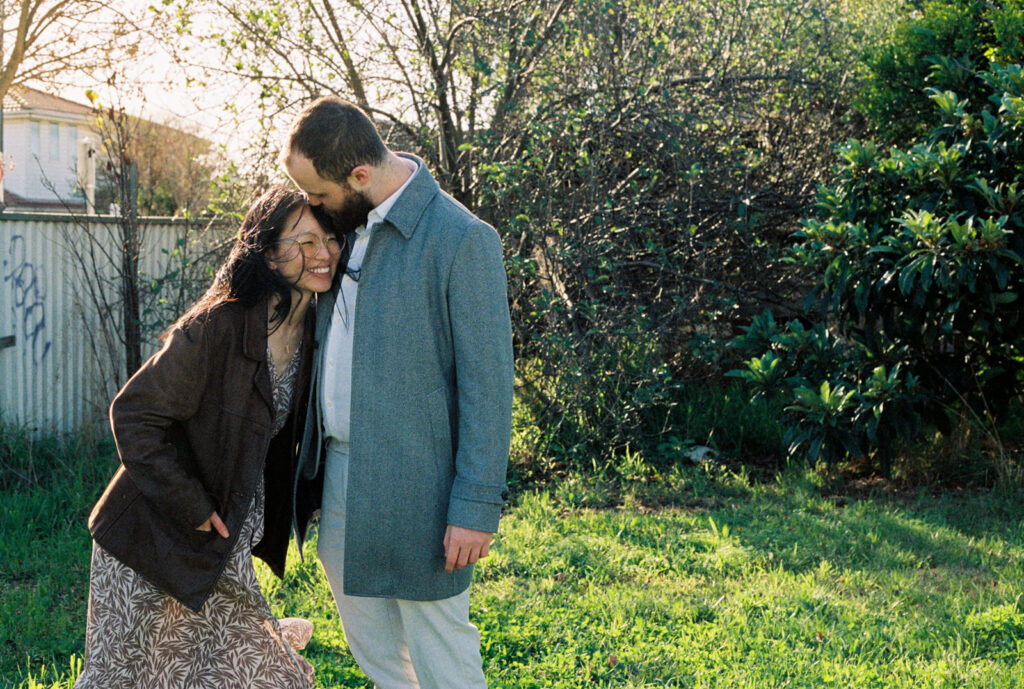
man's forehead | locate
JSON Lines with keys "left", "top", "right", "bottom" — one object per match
{"left": 284, "top": 152, "right": 318, "bottom": 177}
{"left": 285, "top": 161, "right": 332, "bottom": 195}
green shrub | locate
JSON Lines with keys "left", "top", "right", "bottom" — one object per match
{"left": 511, "top": 311, "right": 682, "bottom": 481}
{"left": 729, "top": 311, "right": 927, "bottom": 471}
{"left": 858, "top": 0, "right": 1024, "bottom": 142}
{"left": 481, "top": 1, "right": 904, "bottom": 480}
{"left": 730, "top": 62, "right": 1024, "bottom": 474}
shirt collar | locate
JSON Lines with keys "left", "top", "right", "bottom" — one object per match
{"left": 361, "top": 158, "right": 419, "bottom": 234}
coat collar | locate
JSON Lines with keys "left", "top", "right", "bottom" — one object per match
{"left": 382, "top": 153, "right": 440, "bottom": 239}
{"left": 312, "top": 156, "right": 437, "bottom": 337}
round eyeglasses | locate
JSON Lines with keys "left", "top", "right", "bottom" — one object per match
{"left": 274, "top": 233, "right": 343, "bottom": 258}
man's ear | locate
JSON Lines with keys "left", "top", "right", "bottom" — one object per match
{"left": 349, "top": 165, "right": 371, "bottom": 189}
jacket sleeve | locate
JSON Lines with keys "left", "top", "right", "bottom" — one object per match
{"left": 109, "top": 321, "right": 217, "bottom": 531}
{"left": 445, "top": 221, "right": 514, "bottom": 533}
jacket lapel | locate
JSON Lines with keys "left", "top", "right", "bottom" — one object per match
{"left": 243, "top": 300, "right": 275, "bottom": 415}
{"left": 316, "top": 287, "right": 336, "bottom": 344}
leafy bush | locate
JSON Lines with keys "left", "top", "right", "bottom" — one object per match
{"left": 730, "top": 62, "right": 1024, "bottom": 474}
{"left": 858, "top": 0, "right": 1024, "bottom": 142}
{"left": 481, "top": 1, "right": 906, "bottom": 476}
{"left": 730, "top": 312, "right": 927, "bottom": 471}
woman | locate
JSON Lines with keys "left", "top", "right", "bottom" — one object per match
{"left": 74, "top": 187, "right": 341, "bottom": 689}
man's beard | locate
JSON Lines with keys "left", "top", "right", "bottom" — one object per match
{"left": 326, "top": 190, "right": 375, "bottom": 235}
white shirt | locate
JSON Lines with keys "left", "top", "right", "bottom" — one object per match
{"left": 321, "top": 162, "right": 418, "bottom": 444}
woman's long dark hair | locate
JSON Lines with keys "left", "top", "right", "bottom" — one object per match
{"left": 171, "top": 187, "right": 311, "bottom": 336}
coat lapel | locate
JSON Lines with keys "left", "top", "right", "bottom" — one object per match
{"left": 243, "top": 299, "right": 275, "bottom": 414}
{"left": 316, "top": 287, "right": 336, "bottom": 344}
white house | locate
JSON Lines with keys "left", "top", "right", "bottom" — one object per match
{"left": 1, "top": 87, "right": 97, "bottom": 212}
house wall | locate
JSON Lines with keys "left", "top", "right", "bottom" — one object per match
{"left": 4, "top": 112, "right": 95, "bottom": 204}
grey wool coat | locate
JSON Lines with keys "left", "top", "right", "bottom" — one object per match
{"left": 294, "top": 154, "right": 514, "bottom": 600}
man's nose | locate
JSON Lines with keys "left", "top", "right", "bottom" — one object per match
{"left": 306, "top": 195, "right": 322, "bottom": 206}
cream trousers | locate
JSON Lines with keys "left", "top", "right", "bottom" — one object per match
{"left": 317, "top": 442, "right": 488, "bottom": 689}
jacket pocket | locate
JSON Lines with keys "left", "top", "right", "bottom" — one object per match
{"left": 425, "top": 386, "right": 453, "bottom": 477}
{"left": 183, "top": 523, "right": 221, "bottom": 547}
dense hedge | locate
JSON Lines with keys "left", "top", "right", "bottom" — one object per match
{"left": 731, "top": 62, "right": 1024, "bottom": 474}
{"left": 858, "top": 0, "right": 1024, "bottom": 143}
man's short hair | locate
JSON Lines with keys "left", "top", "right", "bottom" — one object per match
{"left": 285, "top": 97, "right": 388, "bottom": 183}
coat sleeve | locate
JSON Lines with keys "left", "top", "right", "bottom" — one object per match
{"left": 445, "top": 221, "right": 514, "bottom": 533}
{"left": 109, "top": 321, "right": 217, "bottom": 531}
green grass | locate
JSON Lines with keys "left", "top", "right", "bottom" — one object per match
{"left": 3, "top": 434, "right": 1023, "bottom": 688}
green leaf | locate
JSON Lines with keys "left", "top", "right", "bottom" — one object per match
{"left": 898, "top": 264, "right": 917, "bottom": 296}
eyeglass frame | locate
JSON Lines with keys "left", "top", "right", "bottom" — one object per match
{"left": 272, "top": 232, "right": 344, "bottom": 258}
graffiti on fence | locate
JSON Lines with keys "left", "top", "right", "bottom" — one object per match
{"left": 2, "top": 234, "right": 52, "bottom": 364}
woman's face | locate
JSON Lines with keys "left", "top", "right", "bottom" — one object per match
{"left": 266, "top": 205, "right": 341, "bottom": 297}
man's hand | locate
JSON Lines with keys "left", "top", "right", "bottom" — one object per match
{"left": 443, "top": 525, "right": 493, "bottom": 573}
{"left": 196, "top": 511, "right": 229, "bottom": 538}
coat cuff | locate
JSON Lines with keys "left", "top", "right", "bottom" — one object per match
{"left": 447, "top": 477, "right": 508, "bottom": 533}
{"left": 184, "top": 493, "right": 218, "bottom": 531}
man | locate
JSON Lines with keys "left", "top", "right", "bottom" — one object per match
{"left": 283, "top": 97, "right": 514, "bottom": 688}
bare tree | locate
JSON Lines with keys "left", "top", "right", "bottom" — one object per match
{"left": 89, "top": 114, "right": 220, "bottom": 217}
{"left": 95, "top": 93, "right": 145, "bottom": 375}
{"left": 0, "top": 0, "right": 147, "bottom": 100}
{"left": 167, "top": 0, "right": 575, "bottom": 205}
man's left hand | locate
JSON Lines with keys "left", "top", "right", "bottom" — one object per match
{"left": 443, "top": 525, "right": 493, "bottom": 573}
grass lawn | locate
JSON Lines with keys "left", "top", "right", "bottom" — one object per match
{"left": 2, "top": 437, "right": 1023, "bottom": 688}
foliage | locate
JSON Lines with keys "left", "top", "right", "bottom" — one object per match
{"left": 94, "top": 115, "right": 221, "bottom": 218}
{"left": 857, "top": 0, "right": 1024, "bottom": 142}
{"left": 730, "top": 311, "right": 928, "bottom": 471}
{"left": 5, "top": 428, "right": 1024, "bottom": 687}
{"left": 731, "top": 62, "right": 1024, "bottom": 473}
{"left": 156, "top": 0, "right": 905, "bottom": 472}
{"left": 478, "top": 0, "right": 900, "bottom": 470}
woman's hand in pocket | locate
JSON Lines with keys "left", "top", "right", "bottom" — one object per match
{"left": 196, "top": 511, "right": 230, "bottom": 538}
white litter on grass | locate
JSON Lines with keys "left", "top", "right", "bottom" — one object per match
{"left": 684, "top": 445, "right": 717, "bottom": 463}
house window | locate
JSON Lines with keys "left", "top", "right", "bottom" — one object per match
{"left": 50, "top": 123, "right": 61, "bottom": 160}
{"left": 68, "top": 125, "right": 78, "bottom": 163}
{"left": 31, "top": 121, "right": 41, "bottom": 158}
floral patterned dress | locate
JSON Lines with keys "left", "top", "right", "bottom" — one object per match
{"left": 74, "top": 344, "right": 313, "bottom": 689}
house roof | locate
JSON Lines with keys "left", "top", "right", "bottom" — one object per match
{"left": 2, "top": 86, "right": 94, "bottom": 116}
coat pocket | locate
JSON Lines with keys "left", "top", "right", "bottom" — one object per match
{"left": 425, "top": 386, "right": 454, "bottom": 477}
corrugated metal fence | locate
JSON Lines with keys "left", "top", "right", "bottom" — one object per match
{"left": 0, "top": 212, "right": 224, "bottom": 434}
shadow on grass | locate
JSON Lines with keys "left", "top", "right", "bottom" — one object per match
{"left": 704, "top": 476, "right": 1024, "bottom": 578}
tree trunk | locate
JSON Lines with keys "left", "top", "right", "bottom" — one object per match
{"left": 121, "top": 162, "right": 142, "bottom": 378}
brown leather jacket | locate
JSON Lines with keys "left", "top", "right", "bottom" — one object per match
{"left": 88, "top": 299, "right": 319, "bottom": 612}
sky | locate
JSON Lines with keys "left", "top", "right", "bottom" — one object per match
{"left": 49, "top": 1, "right": 268, "bottom": 158}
